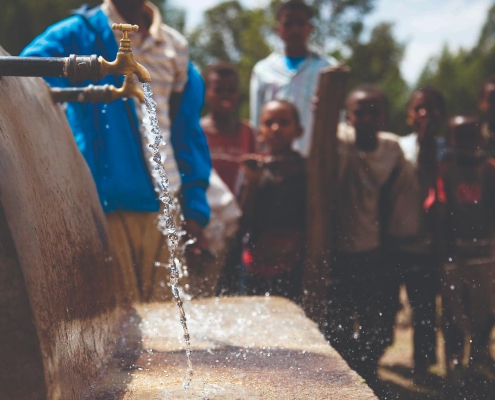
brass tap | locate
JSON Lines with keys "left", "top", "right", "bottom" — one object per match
{"left": 50, "top": 73, "right": 144, "bottom": 104}
{"left": 111, "top": 73, "right": 145, "bottom": 102}
{"left": 98, "top": 24, "right": 151, "bottom": 83}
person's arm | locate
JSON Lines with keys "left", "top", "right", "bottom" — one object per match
{"left": 236, "top": 156, "right": 263, "bottom": 234}
{"left": 169, "top": 91, "right": 184, "bottom": 124}
{"left": 249, "top": 67, "right": 264, "bottom": 135}
{"left": 433, "top": 160, "right": 454, "bottom": 260}
{"left": 20, "top": 16, "right": 88, "bottom": 89}
{"left": 386, "top": 155, "right": 421, "bottom": 241}
{"left": 486, "top": 159, "right": 495, "bottom": 217}
{"left": 417, "top": 117, "right": 440, "bottom": 191}
{"left": 170, "top": 63, "right": 211, "bottom": 229}
{"left": 381, "top": 147, "right": 407, "bottom": 244}
{"left": 246, "top": 124, "right": 257, "bottom": 153}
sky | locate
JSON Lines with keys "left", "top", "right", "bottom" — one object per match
{"left": 170, "top": 0, "right": 493, "bottom": 84}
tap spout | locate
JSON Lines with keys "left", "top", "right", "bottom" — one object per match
{"left": 99, "top": 55, "right": 151, "bottom": 83}
{"left": 50, "top": 74, "right": 144, "bottom": 104}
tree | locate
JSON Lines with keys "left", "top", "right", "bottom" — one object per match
{"left": 152, "top": 0, "right": 186, "bottom": 33}
{"left": 309, "top": 0, "right": 376, "bottom": 51}
{"left": 189, "top": 1, "right": 272, "bottom": 118}
{"left": 417, "top": 4, "right": 495, "bottom": 120}
{"left": 0, "top": 0, "right": 100, "bottom": 56}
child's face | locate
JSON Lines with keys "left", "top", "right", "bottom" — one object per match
{"left": 407, "top": 91, "right": 444, "bottom": 136}
{"left": 276, "top": 9, "right": 312, "bottom": 49}
{"left": 479, "top": 83, "right": 495, "bottom": 125}
{"left": 449, "top": 117, "right": 483, "bottom": 157}
{"left": 259, "top": 102, "right": 302, "bottom": 154}
{"left": 205, "top": 73, "right": 239, "bottom": 115}
{"left": 347, "top": 91, "right": 385, "bottom": 140}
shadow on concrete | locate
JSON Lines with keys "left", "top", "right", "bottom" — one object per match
{"left": 372, "top": 358, "right": 495, "bottom": 399}
{"left": 89, "top": 308, "right": 144, "bottom": 400}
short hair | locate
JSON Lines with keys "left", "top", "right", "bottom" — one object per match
{"left": 202, "top": 62, "right": 238, "bottom": 87}
{"left": 276, "top": 0, "right": 314, "bottom": 20}
{"left": 262, "top": 99, "right": 302, "bottom": 128}
{"left": 410, "top": 86, "right": 446, "bottom": 116}
{"left": 346, "top": 84, "right": 389, "bottom": 111}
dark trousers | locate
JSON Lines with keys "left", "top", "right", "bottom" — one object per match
{"left": 245, "top": 267, "right": 302, "bottom": 303}
{"left": 325, "top": 249, "right": 400, "bottom": 380}
{"left": 442, "top": 259, "right": 495, "bottom": 371}
{"left": 397, "top": 252, "right": 439, "bottom": 369}
{"left": 216, "top": 235, "right": 244, "bottom": 296}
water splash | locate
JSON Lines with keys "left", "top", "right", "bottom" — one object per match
{"left": 163, "top": 383, "right": 262, "bottom": 399}
{"left": 142, "top": 82, "right": 193, "bottom": 388}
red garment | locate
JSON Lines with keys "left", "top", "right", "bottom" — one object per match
{"left": 203, "top": 121, "right": 256, "bottom": 192}
{"left": 242, "top": 229, "right": 304, "bottom": 278}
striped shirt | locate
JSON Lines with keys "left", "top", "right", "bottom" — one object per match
{"left": 250, "top": 52, "right": 331, "bottom": 157}
{"left": 102, "top": 0, "right": 188, "bottom": 192}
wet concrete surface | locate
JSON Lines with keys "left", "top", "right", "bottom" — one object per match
{"left": 93, "top": 297, "right": 377, "bottom": 399}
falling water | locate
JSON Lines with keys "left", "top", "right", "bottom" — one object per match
{"left": 142, "top": 82, "right": 193, "bottom": 389}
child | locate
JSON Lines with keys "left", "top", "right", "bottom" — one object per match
{"left": 250, "top": 0, "right": 331, "bottom": 157}
{"left": 237, "top": 100, "right": 306, "bottom": 300}
{"left": 327, "top": 86, "right": 407, "bottom": 381}
{"left": 439, "top": 116, "right": 495, "bottom": 382}
{"left": 201, "top": 63, "right": 256, "bottom": 193}
{"left": 478, "top": 76, "right": 495, "bottom": 158}
{"left": 393, "top": 88, "right": 447, "bottom": 377}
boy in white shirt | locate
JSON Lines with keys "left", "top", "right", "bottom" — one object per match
{"left": 249, "top": 0, "right": 331, "bottom": 157}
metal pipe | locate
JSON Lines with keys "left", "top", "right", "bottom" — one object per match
{"left": 50, "top": 86, "right": 113, "bottom": 103}
{"left": 0, "top": 56, "right": 66, "bottom": 78}
{"left": 0, "top": 55, "right": 100, "bottom": 83}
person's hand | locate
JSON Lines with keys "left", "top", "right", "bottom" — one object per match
{"left": 240, "top": 154, "right": 264, "bottom": 183}
{"left": 419, "top": 117, "right": 437, "bottom": 160}
{"left": 417, "top": 114, "right": 440, "bottom": 188}
{"left": 183, "top": 218, "right": 207, "bottom": 273}
{"left": 417, "top": 110, "right": 441, "bottom": 144}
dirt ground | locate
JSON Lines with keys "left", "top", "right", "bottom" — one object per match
{"left": 371, "top": 286, "right": 495, "bottom": 400}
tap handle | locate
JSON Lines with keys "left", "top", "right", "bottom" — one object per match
{"left": 112, "top": 23, "right": 139, "bottom": 40}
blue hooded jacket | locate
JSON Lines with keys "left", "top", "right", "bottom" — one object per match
{"left": 21, "top": 5, "right": 211, "bottom": 226}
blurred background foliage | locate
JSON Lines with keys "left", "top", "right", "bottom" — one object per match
{"left": 418, "top": 5, "right": 495, "bottom": 119}
{"left": 1, "top": 0, "right": 495, "bottom": 135}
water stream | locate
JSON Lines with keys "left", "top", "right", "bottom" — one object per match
{"left": 142, "top": 82, "right": 193, "bottom": 389}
